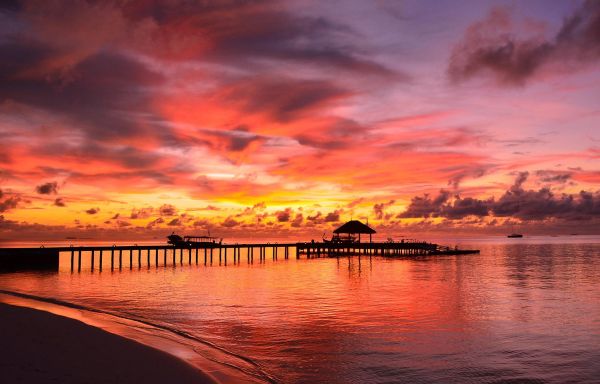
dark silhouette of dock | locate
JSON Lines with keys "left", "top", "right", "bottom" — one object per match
{"left": 0, "top": 241, "right": 479, "bottom": 272}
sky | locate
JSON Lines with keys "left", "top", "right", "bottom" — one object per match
{"left": 1, "top": 0, "right": 599, "bottom": 240}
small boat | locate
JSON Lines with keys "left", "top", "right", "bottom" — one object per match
{"left": 322, "top": 233, "right": 357, "bottom": 244}
{"left": 167, "top": 233, "right": 222, "bottom": 247}
{"left": 507, "top": 233, "right": 523, "bottom": 238}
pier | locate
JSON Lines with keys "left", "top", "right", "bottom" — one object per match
{"left": 0, "top": 241, "right": 479, "bottom": 272}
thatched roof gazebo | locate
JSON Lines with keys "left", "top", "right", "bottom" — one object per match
{"left": 333, "top": 220, "right": 376, "bottom": 243}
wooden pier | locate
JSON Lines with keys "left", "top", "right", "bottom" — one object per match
{"left": 0, "top": 241, "right": 479, "bottom": 272}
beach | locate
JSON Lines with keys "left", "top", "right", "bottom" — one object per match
{"left": 0, "top": 302, "right": 215, "bottom": 384}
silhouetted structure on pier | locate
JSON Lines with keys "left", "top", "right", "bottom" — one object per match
{"left": 327, "top": 220, "right": 376, "bottom": 243}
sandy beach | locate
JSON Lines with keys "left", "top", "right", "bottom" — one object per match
{"left": 0, "top": 302, "right": 215, "bottom": 384}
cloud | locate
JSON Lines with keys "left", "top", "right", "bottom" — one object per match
{"left": 159, "top": 204, "right": 177, "bottom": 216}
{"left": 0, "top": 49, "right": 166, "bottom": 141}
{"left": 192, "top": 219, "right": 210, "bottom": 228}
{"left": 146, "top": 217, "right": 164, "bottom": 228}
{"left": 307, "top": 212, "right": 323, "bottom": 223}
{"left": 441, "top": 196, "right": 492, "bottom": 219}
{"left": 35, "top": 181, "right": 58, "bottom": 194}
{"left": 85, "top": 207, "right": 100, "bottom": 214}
{"left": 275, "top": 208, "right": 292, "bottom": 222}
{"left": 291, "top": 213, "right": 303, "bottom": 227}
{"left": 120, "top": 0, "right": 399, "bottom": 78}
{"left": 347, "top": 198, "right": 364, "bottom": 208}
{"left": 535, "top": 170, "right": 572, "bottom": 184}
{"left": 253, "top": 202, "right": 267, "bottom": 210}
{"left": 373, "top": 200, "right": 395, "bottom": 220}
{"left": 53, "top": 197, "right": 65, "bottom": 207}
{"left": 222, "top": 216, "right": 239, "bottom": 228}
{"left": 130, "top": 207, "right": 154, "bottom": 219}
{"left": 324, "top": 209, "right": 341, "bottom": 222}
{"left": 449, "top": 1, "right": 600, "bottom": 85}
{"left": 513, "top": 171, "right": 529, "bottom": 190}
{"left": 399, "top": 173, "right": 600, "bottom": 221}
{"left": 398, "top": 190, "right": 450, "bottom": 218}
{"left": 0, "top": 195, "right": 20, "bottom": 212}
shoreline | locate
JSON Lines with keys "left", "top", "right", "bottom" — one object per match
{"left": 0, "top": 302, "right": 214, "bottom": 384}
{"left": 0, "top": 292, "right": 268, "bottom": 384}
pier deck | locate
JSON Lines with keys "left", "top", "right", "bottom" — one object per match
{"left": 0, "top": 241, "right": 479, "bottom": 272}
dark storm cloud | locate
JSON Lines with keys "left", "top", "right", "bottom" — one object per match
{"left": 400, "top": 172, "right": 600, "bottom": 221}
{"left": 449, "top": 1, "right": 600, "bottom": 85}
{"left": 35, "top": 181, "right": 58, "bottom": 194}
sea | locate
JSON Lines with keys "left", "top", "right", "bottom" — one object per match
{"left": 1, "top": 235, "right": 599, "bottom": 383}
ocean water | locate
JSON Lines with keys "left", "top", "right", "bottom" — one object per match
{"left": 1, "top": 236, "right": 599, "bottom": 383}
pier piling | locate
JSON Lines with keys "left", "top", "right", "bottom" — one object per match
{"left": 1, "top": 240, "right": 478, "bottom": 273}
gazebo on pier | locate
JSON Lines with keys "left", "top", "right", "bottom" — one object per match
{"left": 333, "top": 220, "right": 376, "bottom": 243}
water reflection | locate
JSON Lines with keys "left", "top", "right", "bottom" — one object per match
{"left": 1, "top": 241, "right": 600, "bottom": 383}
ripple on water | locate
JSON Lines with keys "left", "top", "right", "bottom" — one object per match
{"left": 0, "top": 240, "right": 599, "bottom": 383}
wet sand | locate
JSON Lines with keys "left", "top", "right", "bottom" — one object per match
{"left": 0, "top": 303, "right": 215, "bottom": 384}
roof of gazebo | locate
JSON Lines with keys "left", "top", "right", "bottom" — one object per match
{"left": 333, "top": 220, "right": 376, "bottom": 234}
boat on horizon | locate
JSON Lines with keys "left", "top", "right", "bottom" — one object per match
{"left": 507, "top": 233, "right": 523, "bottom": 238}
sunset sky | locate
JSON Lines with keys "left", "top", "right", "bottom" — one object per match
{"left": 1, "top": 0, "right": 599, "bottom": 240}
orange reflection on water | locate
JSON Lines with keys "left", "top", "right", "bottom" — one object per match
{"left": 1, "top": 240, "right": 600, "bottom": 383}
